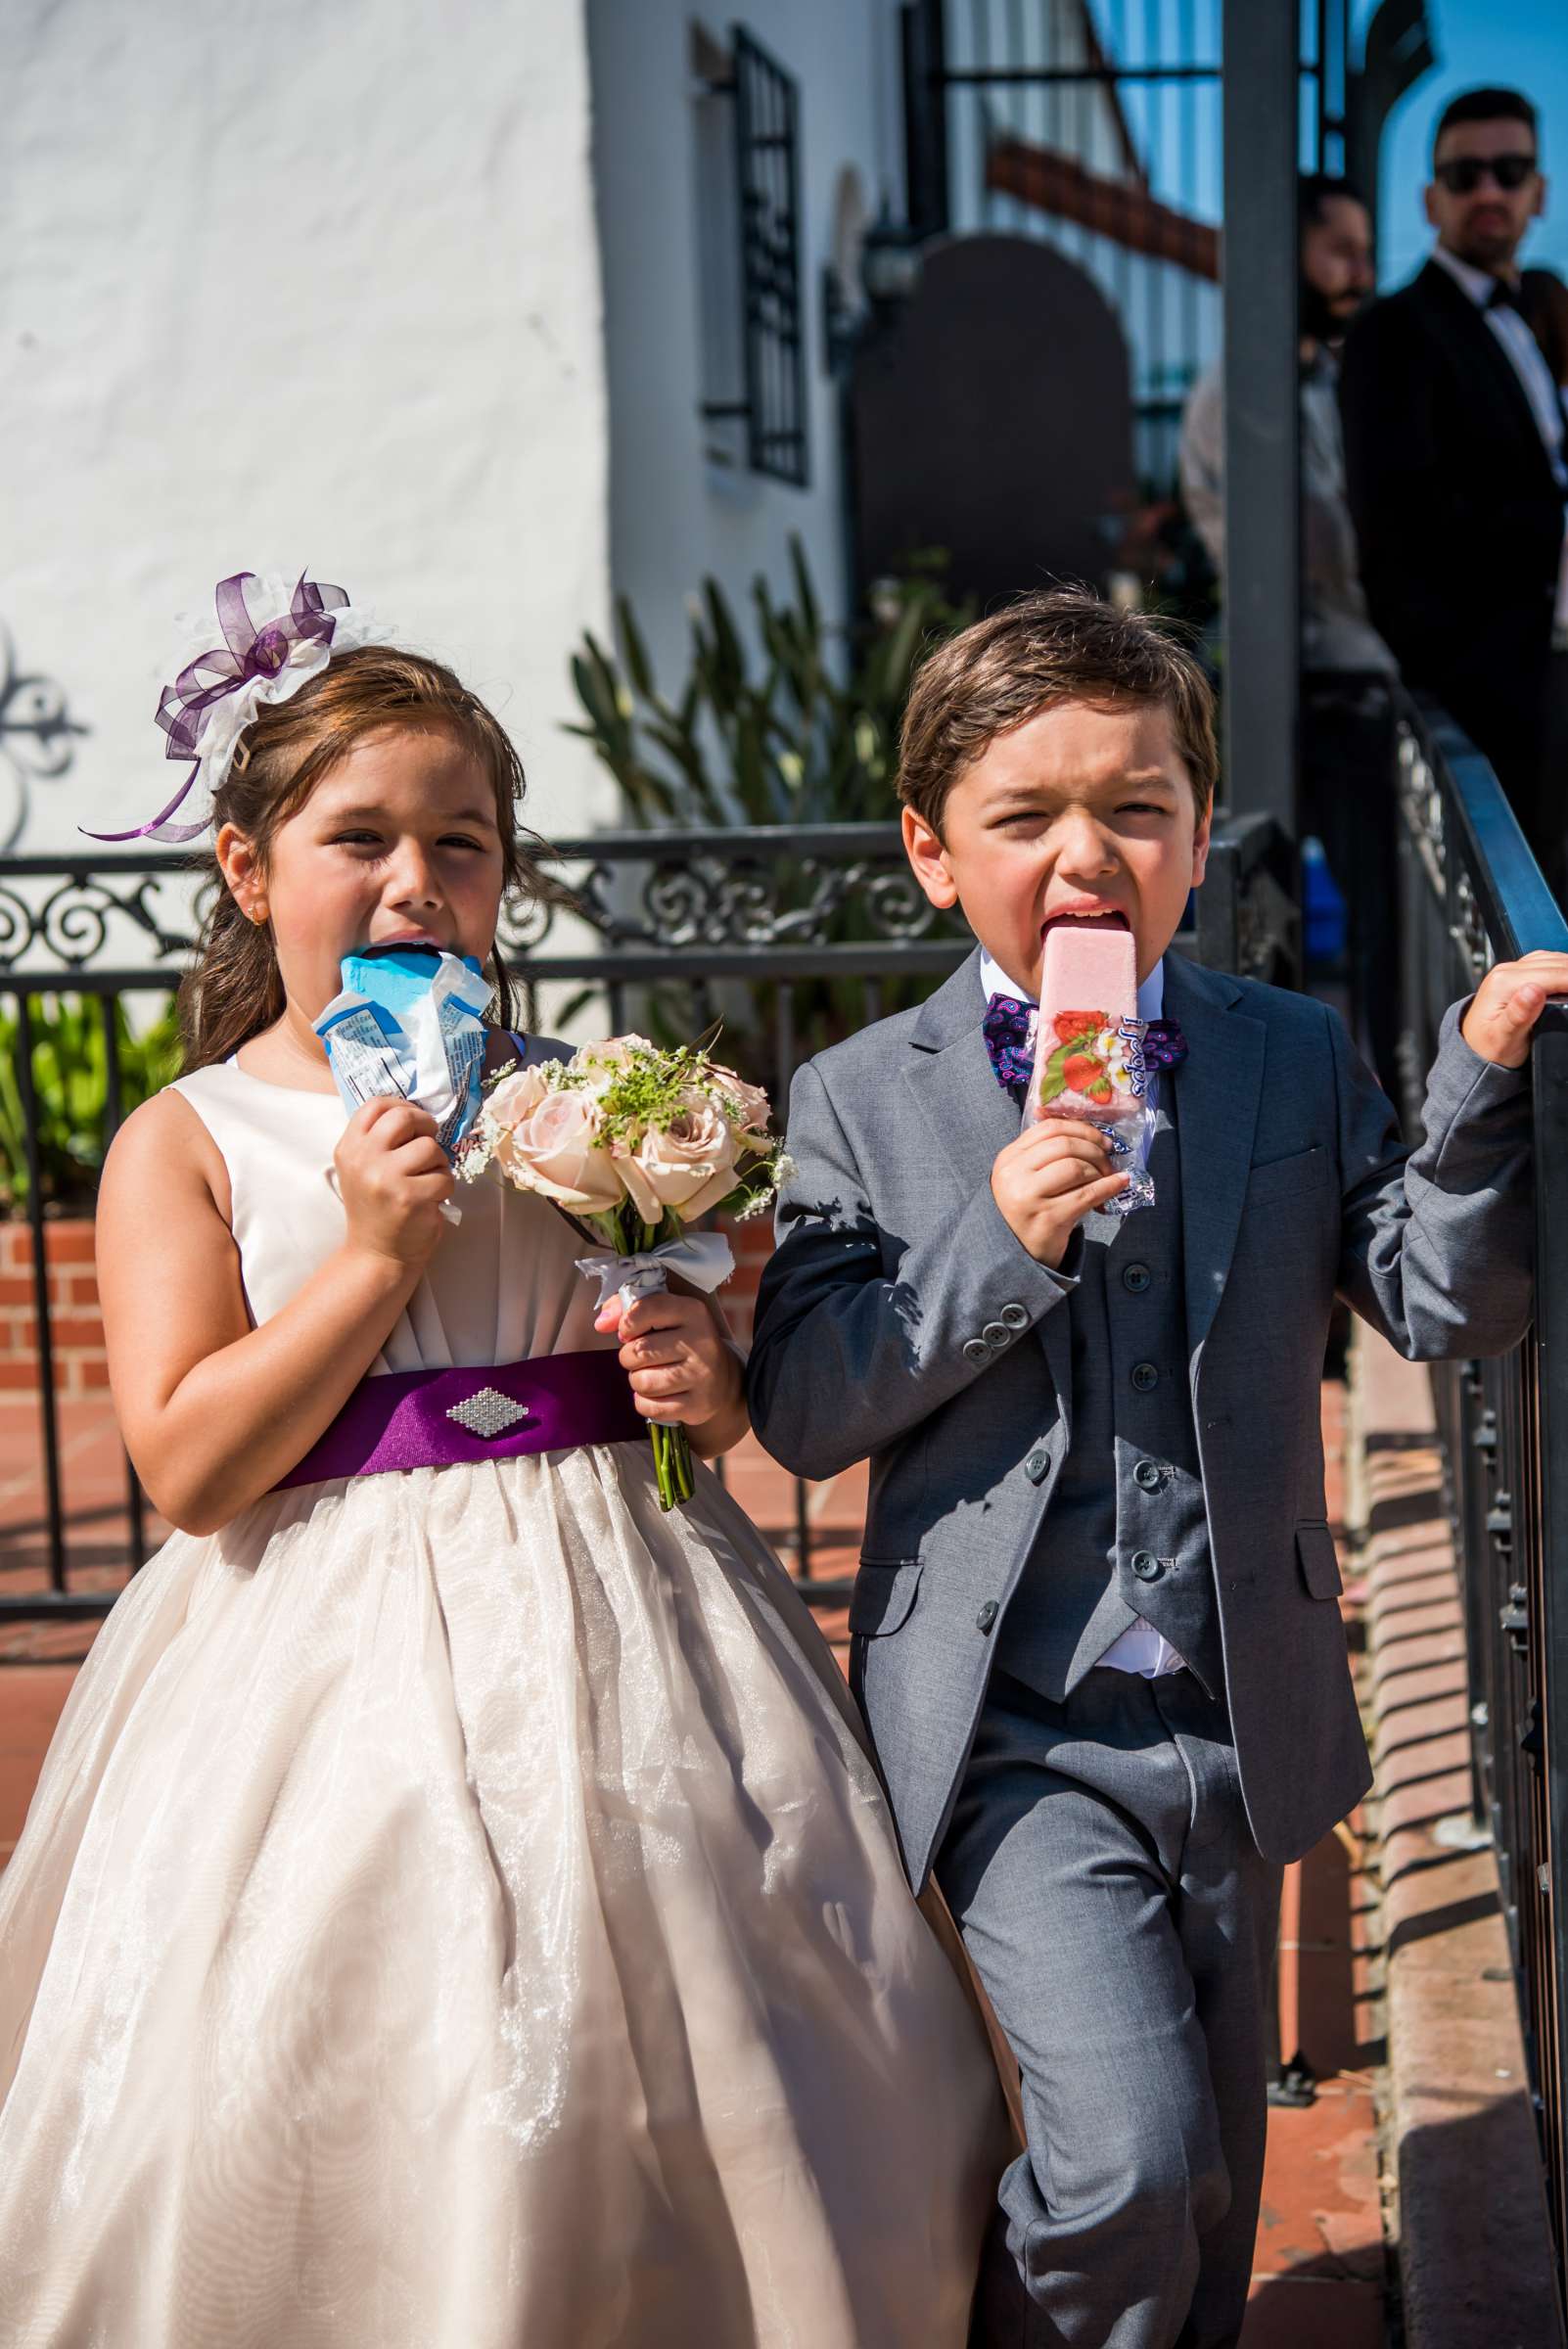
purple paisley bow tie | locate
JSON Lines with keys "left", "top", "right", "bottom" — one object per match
{"left": 981, "top": 994, "right": 1188, "bottom": 1105}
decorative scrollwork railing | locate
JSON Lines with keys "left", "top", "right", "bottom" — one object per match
{"left": 494, "top": 823, "right": 960, "bottom": 976}
{"left": 0, "top": 825, "right": 967, "bottom": 989}
{"left": 0, "top": 814, "right": 1295, "bottom": 989}
{"left": 0, "top": 855, "right": 199, "bottom": 979}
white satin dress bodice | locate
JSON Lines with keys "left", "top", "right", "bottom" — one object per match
{"left": 179, "top": 1053, "right": 606, "bottom": 1363}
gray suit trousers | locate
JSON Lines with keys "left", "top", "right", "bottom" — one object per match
{"left": 937, "top": 1669, "right": 1282, "bottom": 2349}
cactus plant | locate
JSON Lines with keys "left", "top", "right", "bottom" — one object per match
{"left": 568, "top": 540, "right": 970, "bottom": 830}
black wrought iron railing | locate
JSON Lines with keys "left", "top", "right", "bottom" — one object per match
{"left": 0, "top": 815, "right": 1292, "bottom": 1625}
{"left": 1393, "top": 690, "right": 1568, "bottom": 2264}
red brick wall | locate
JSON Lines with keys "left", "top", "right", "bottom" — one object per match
{"left": 716, "top": 1213, "right": 775, "bottom": 1347}
{"left": 0, "top": 1221, "right": 108, "bottom": 1402}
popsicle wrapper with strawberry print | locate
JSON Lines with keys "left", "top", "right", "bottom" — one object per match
{"left": 1022, "top": 924, "right": 1158, "bottom": 1214}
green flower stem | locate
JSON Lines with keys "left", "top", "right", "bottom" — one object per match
{"left": 624, "top": 1210, "right": 696, "bottom": 1511}
{"left": 650, "top": 1419, "right": 696, "bottom": 1512}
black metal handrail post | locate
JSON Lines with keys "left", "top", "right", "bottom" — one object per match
{"left": 10, "top": 994, "right": 66, "bottom": 1590}
{"left": 1532, "top": 1003, "right": 1568, "bottom": 2251}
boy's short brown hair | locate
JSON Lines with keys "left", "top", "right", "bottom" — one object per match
{"left": 898, "top": 588, "right": 1219, "bottom": 836}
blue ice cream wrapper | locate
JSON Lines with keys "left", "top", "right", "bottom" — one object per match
{"left": 312, "top": 944, "right": 492, "bottom": 1157}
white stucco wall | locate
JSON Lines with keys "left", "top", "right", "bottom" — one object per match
{"left": 3, "top": 0, "right": 613, "bottom": 855}
{"left": 585, "top": 0, "right": 904, "bottom": 708}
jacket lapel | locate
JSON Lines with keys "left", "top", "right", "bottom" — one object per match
{"left": 1163, "top": 954, "right": 1266, "bottom": 1359}
{"left": 904, "top": 947, "right": 1073, "bottom": 1406}
{"left": 1413, "top": 258, "right": 1562, "bottom": 490}
{"left": 903, "top": 947, "right": 1022, "bottom": 1199}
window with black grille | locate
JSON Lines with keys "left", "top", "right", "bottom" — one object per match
{"left": 694, "top": 24, "right": 808, "bottom": 489}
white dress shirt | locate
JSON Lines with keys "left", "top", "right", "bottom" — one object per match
{"left": 981, "top": 949, "right": 1186, "bottom": 1679}
{"left": 1430, "top": 242, "right": 1568, "bottom": 633}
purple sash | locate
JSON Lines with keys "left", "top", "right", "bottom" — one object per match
{"left": 272, "top": 1348, "right": 644, "bottom": 1491}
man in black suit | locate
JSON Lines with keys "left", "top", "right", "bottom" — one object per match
{"left": 1340, "top": 88, "right": 1567, "bottom": 881}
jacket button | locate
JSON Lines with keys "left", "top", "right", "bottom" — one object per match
{"left": 981, "top": 1320, "right": 1010, "bottom": 1349}
{"left": 962, "top": 1338, "right": 991, "bottom": 1365}
{"left": 1134, "top": 1459, "right": 1163, "bottom": 1492}
{"left": 1130, "top": 1550, "right": 1161, "bottom": 1582}
{"left": 976, "top": 1600, "right": 998, "bottom": 1633}
{"left": 1123, "top": 1263, "right": 1152, "bottom": 1294}
{"left": 1000, "top": 1302, "right": 1030, "bottom": 1330}
{"left": 1131, "top": 1361, "right": 1159, "bottom": 1393}
{"left": 1026, "top": 1447, "right": 1051, "bottom": 1484}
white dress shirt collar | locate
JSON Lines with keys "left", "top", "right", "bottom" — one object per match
{"left": 1430, "top": 242, "right": 1508, "bottom": 307}
{"left": 980, "top": 944, "right": 1165, "bottom": 1024}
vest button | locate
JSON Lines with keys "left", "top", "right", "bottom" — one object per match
{"left": 1134, "top": 1459, "right": 1163, "bottom": 1492}
{"left": 1131, "top": 1361, "right": 1159, "bottom": 1393}
{"left": 1026, "top": 1447, "right": 1051, "bottom": 1484}
{"left": 1123, "top": 1263, "right": 1152, "bottom": 1294}
{"left": 1130, "top": 1550, "right": 1161, "bottom": 1582}
{"left": 976, "top": 1599, "right": 999, "bottom": 1634}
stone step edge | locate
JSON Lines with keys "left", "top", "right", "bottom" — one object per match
{"left": 1355, "top": 1335, "right": 1564, "bottom": 2349}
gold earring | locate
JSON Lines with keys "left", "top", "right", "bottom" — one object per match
{"left": 252, "top": 907, "right": 267, "bottom": 926}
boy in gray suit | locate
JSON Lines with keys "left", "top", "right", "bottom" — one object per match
{"left": 746, "top": 590, "right": 1568, "bottom": 2348}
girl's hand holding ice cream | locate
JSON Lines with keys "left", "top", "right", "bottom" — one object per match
{"left": 335, "top": 1098, "right": 454, "bottom": 1270}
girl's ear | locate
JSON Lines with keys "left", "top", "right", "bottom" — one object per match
{"left": 214, "top": 823, "right": 267, "bottom": 924}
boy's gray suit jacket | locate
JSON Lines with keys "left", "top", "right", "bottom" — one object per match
{"left": 746, "top": 947, "right": 1532, "bottom": 1892}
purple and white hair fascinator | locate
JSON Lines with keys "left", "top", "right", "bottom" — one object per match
{"left": 85, "top": 569, "right": 386, "bottom": 844}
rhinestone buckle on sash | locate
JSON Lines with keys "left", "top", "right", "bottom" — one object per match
{"left": 445, "top": 1388, "right": 533, "bottom": 1441}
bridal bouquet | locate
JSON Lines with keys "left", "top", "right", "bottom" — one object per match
{"left": 460, "top": 1035, "right": 789, "bottom": 1509}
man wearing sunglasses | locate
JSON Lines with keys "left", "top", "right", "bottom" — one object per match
{"left": 1341, "top": 88, "right": 1568, "bottom": 889}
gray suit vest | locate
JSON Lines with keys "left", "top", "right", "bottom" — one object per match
{"left": 994, "top": 1085, "right": 1224, "bottom": 1703}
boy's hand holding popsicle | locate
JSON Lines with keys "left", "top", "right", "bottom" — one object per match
{"left": 992, "top": 1119, "right": 1131, "bottom": 1267}
{"left": 992, "top": 920, "right": 1138, "bottom": 1267}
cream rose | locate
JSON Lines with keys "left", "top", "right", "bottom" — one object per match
{"left": 616, "top": 1090, "right": 742, "bottom": 1226}
{"left": 491, "top": 1083, "right": 625, "bottom": 1213}
{"left": 570, "top": 1035, "right": 657, "bottom": 1095}
{"left": 484, "top": 1063, "right": 552, "bottom": 1131}
{"left": 707, "top": 1063, "right": 772, "bottom": 1145}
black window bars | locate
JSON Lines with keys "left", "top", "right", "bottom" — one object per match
{"left": 700, "top": 26, "right": 809, "bottom": 489}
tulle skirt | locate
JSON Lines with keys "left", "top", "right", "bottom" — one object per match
{"left": 0, "top": 1444, "right": 1006, "bottom": 2348}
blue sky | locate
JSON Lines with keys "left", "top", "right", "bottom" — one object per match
{"left": 1365, "top": 0, "right": 1568, "bottom": 284}
{"left": 1084, "top": 2, "right": 1566, "bottom": 280}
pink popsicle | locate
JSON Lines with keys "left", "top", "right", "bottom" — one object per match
{"left": 1028, "top": 921, "right": 1139, "bottom": 1120}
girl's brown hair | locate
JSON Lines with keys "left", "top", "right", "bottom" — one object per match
{"left": 178, "top": 645, "right": 559, "bottom": 1071}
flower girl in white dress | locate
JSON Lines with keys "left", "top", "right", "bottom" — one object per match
{"left": 0, "top": 578, "right": 1007, "bottom": 2348}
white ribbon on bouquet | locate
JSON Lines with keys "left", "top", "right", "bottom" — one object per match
{"left": 575, "top": 1230, "right": 736, "bottom": 1313}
